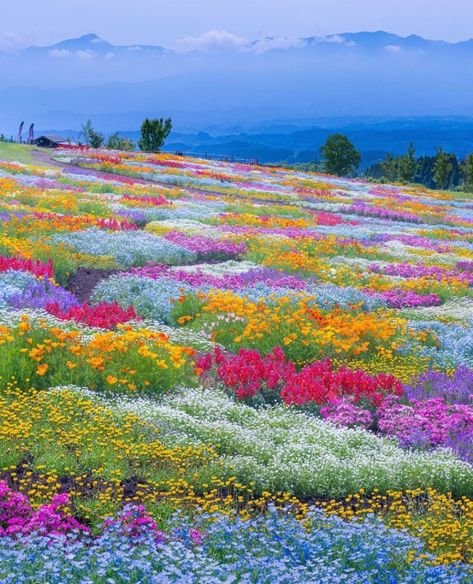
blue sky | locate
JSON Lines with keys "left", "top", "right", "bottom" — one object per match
{"left": 1, "top": 0, "right": 472, "bottom": 49}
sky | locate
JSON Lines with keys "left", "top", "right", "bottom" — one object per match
{"left": 1, "top": 0, "right": 473, "bottom": 50}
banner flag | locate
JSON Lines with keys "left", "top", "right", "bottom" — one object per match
{"left": 18, "top": 121, "right": 24, "bottom": 143}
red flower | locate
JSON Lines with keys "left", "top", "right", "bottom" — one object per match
{"left": 46, "top": 301, "right": 139, "bottom": 329}
{"left": 199, "top": 347, "right": 403, "bottom": 407}
{"left": 0, "top": 256, "right": 54, "bottom": 279}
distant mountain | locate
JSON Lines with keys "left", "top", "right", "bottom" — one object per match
{"left": 0, "top": 31, "right": 473, "bottom": 135}
{"left": 34, "top": 117, "right": 473, "bottom": 169}
{"left": 4, "top": 30, "right": 473, "bottom": 62}
{"left": 159, "top": 118, "right": 473, "bottom": 165}
{"left": 303, "top": 31, "right": 473, "bottom": 53}
{"left": 0, "top": 33, "right": 170, "bottom": 88}
{"left": 24, "top": 33, "right": 167, "bottom": 56}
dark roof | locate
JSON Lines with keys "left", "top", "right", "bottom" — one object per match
{"left": 40, "top": 134, "right": 69, "bottom": 143}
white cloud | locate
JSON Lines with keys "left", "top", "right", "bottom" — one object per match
{"left": 76, "top": 50, "right": 95, "bottom": 59}
{"left": 0, "top": 32, "right": 28, "bottom": 51}
{"left": 49, "top": 49, "right": 72, "bottom": 58}
{"left": 176, "top": 29, "right": 247, "bottom": 53}
{"left": 49, "top": 48, "right": 96, "bottom": 59}
{"left": 252, "top": 36, "right": 304, "bottom": 54}
{"left": 384, "top": 44, "right": 426, "bottom": 56}
{"left": 325, "top": 34, "right": 346, "bottom": 44}
{"left": 105, "top": 51, "right": 116, "bottom": 60}
{"left": 385, "top": 44, "right": 403, "bottom": 53}
{"left": 176, "top": 29, "right": 305, "bottom": 54}
{"left": 313, "top": 35, "right": 356, "bottom": 48}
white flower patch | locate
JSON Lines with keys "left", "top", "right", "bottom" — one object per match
{"left": 64, "top": 386, "right": 473, "bottom": 498}
{"left": 172, "top": 260, "right": 259, "bottom": 276}
{"left": 404, "top": 298, "right": 473, "bottom": 322}
{"left": 52, "top": 229, "right": 196, "bottom": 267}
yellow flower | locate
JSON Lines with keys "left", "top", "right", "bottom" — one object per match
{"left": 106, "top": 375, "right": 118, "bottom": 385}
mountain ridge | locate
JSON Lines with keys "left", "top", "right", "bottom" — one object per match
{"left": 24, "top": 32, "right": 167, "bottom": 55}
{"left": 15, "top": 30, "right": 473, "bottom": 55}
{"left": 1, "top": 30, "right": 473, "bottom": 134}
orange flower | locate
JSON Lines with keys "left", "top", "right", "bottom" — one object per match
{"left": 36, "top": 363, "right": 48, "bottom": 376}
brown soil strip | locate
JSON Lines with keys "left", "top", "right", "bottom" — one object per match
{"left": 67, "top": 268, "right": 120, "bottom": 304}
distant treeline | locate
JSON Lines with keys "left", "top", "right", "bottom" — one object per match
{"left": 364, "top": 144, "right": 473, "bottom": 191}
{"left": 295, "top": 138, "right": 473, "bottom": 193}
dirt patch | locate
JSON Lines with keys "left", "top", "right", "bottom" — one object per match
{"left": 67, "top": 268, "right": 120, "bottom": 303}
{"left": 30, "top": 148, "right": 70, "bottom": 169}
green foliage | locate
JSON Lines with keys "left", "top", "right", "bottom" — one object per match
{"left": 380, "top": 153, "right": 399, "bottom": 183}
{"left": 366, "top": 145, "right": 463, "bottom": 191}
{"left": 378, "top": 144, "right": 416, "bottom": 184}
{"left": 138, "top": 118, "right": 172, "bottom": 153}
{"left": 462, "top": 153, "right": 473, "bottom": 193}
{"left": 320, "top": 134, "right": 361, "bottom": 177}
{"left": 107, "top": 132, "right": 134, "bottom": 151}
{"left": 170, "top": 293, "right": 205, "bottom": 326}
{"left": 82, "top": 120, "right": 104, "bottom": 149}
{"left": 398, "top": 143, "right": 416, "bottom": 182}
{"left": 433, "top": 148, "right": 454, "bottom": 190}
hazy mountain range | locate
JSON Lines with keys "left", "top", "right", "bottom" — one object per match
{"left": 1, "top": 31, "right": 473, "bottom": 163}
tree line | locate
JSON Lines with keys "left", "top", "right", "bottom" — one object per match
{"left": 299, "top": 134, "right": 473, "bottom": 193}
{"left": 364, "top": 145, "right": 473, "bottom": 192}
{"left": 81, "top": 117, "right": 172, "bottom": 153}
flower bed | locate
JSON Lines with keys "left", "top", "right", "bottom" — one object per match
{"left": 1, "top": 149, "right": 473, "bottom": 579}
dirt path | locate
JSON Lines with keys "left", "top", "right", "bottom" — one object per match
{"left": 30, "top": 148, "right": 70, "bottom": 169}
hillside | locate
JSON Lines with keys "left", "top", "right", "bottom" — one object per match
{"left": 0, "top": 147, "right": 472, "bottom": 580}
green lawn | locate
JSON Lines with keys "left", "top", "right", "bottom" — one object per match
{"left": 0, "top": 142, "right": 58, "bottom": 169}
{"left": 0, "top": 142, "right": 36, "bottom": 164}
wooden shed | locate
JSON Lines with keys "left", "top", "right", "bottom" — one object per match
{"left": 32, "top": 135, "right": 70, "bottom": 148}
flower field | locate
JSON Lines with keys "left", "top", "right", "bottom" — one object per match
{"left": 0, "top": 149, "right": 472, "bottom": 581}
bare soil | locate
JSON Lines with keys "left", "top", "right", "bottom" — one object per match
{"left": 66, "top": 268, "right": 120, "bottom": 303}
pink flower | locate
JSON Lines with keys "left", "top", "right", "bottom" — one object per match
{"left": 0, "top": 482, "right": 88, "bottom": 537}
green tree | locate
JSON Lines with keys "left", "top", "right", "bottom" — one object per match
{"left": 107, "top": 132, "right": 134, "bottom": 151}
{"left": 463, "top": 153, "right": 473, "bottom": 193}
{"left": 380, "top": 153, "right": 400, "bottom": 183}
{"left": 82, "top": 120, "right": 104, "bottom": 149}
{"left": 320, "top": 134, "right": 361, "bottom": 176}
{"left": 398, "top": 143, "right": 416, "bottom": 183}
{"left": 414, "top": 156, "right": 436, "bottom": 189}
{"left": 138, "top": 118, "right": 172, "bottom": 152}
{"left": 433, "top": 148, "right": 453, "bottom": 190}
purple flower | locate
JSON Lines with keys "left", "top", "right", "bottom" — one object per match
{"left": 320, "top": 398, "right": 373, "bottom": 429}
{"left": 9, "top": 280, "right": 79, "bottom": 311}
{"left": 164, "top": 231, "right": 247, "bottom": 258}
{"left": 347, "top": 203, "right": 423, "bottom": 224}
{"left": 377, "top": 396, "right": 473, "bottom": 462}
{"left": 406, "top": 368, "right": 473, "bottom": 405}
{"left": 364, "top": 288, "right": 442, "bottom": 309}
